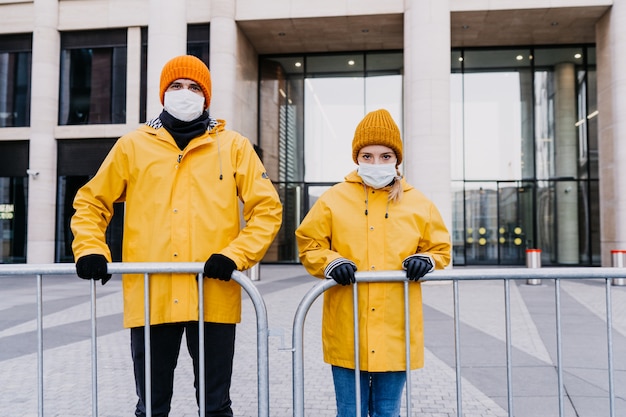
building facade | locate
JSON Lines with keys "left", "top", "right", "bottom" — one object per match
{"left": 0, "top": 0, "right": 624, "bottom": 266}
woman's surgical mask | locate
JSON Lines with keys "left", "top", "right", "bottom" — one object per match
{"left": 164, "top": 89, "right": 205, "bottom": 122}
{"left": 357, "top": 162, "right": 398, "bottom": 189}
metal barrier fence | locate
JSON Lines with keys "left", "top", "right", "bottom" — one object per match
{"left": 292, "top": 267, "right": 626, "bottom": 417}
{"left": 0, "top": 262, "right": 269, "bottom": 417}
{"left": 3, "top": 264, "right": 626, "bottom": 416}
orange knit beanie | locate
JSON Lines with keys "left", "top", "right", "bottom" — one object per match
{"left": 352, "top": 109, "right": 403, "bottom": 165}
{"left": 159, "top": 55, "right": 212, "bottom": 109}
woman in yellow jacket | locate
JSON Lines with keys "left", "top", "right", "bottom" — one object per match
{"left": 296, "top": 109, "right": 451, "bottom": 417}
{"left": 71, "top": 56, "right": 282, "bottom": 417}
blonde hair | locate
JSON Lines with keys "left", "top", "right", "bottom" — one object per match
{"left": 388, "top": 170, "right": 403, "bottom": 203}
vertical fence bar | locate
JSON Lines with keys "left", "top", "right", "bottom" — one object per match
{"left": 234, "top": 271, "right": 270, "bottom": 417}
{"left": 453, "top": 279, "right": 463, "bottom": 417}
{"left": 403, "top": 280, "right": 412, "bottom": 416}
{"left": 292, "top": 279, "right": 333, "bottom": 417}
{"left": 198, "top": 273, "right": 205, "bottom": 416}
{"left": 352, "top": 283, "right": 361, "bottom": 417}
{"left": 91, "top": 280, "right": 99, "bottom": 417}
{"left": 503, "top": 280, "right": 513, "bottom": 416}
{"left": 37, "top": 274, "right": 44, "bottom": 417}
{"left": 605, "top": 279, "right": 615, "bottom": 417}
{"left": 144, "top": 272, "right": 151, "bottom": 417}
{"left": 554, "top": 279, "right": 564, "bottom": 417}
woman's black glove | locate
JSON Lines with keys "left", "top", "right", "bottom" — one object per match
{"left": 405, "top": 257, "right": 432, "bottom": 281}
{"left": 203, "top": 254, "right": 237, "bottom": 281}
{"left": 329, "top": 262, "right": 357, "bottom": 286}
{"left": 76, "top": 254, "right": 112, "bottom": 285}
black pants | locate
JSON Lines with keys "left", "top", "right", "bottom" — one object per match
{"left": 130, "top": 322, "right": 236, "bottom": 417}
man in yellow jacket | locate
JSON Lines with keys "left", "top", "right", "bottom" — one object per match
{"left": 71, "top": 55, "right": 282, "bottom": 417}
{"left": 296, "top": 109, "right": 450, "bottom": 417}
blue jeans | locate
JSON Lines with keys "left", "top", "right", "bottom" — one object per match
{"left": 331, "top": 365, "right": 406, "bottom": 417}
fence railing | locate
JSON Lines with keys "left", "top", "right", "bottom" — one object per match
{"left": 292, "top": 267, "right": 626, "bottom": 417}
{"left": 2, "top": 264, "right": 626, "bottom": 416}
{"left": 0, "top": 262, "right": 269, "bottom": 417}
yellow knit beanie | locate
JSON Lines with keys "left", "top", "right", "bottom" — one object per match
{"left": 352, "top": 109, "right": 403, "bottom": 165}
{"left": 159, "top": 55, "right": 212, "bottom": 109}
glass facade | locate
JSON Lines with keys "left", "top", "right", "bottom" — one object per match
{"left": 59, "top": 29, "right": 127, "bottom": 125}
{"left": 259, "top": 52, "right": 403, "bottom": 262}
{"left": 0, "top": 33, "right": 31, "bottom": 127}
{"left": 261, "top": 46, "right": 599, "bottom": 266}
{"left": 451, "top": 46, "right": 599, "bottom": 265}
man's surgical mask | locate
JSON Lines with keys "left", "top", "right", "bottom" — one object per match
{"left": 164, "top": 89, "right": 205, "bottom": 122}
{"left": 357, "top": 163, "right": 398, "bottom": 189}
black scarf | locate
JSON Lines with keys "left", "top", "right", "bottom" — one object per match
{"left": 160, "top": 110, "right": 210, "bottom": 150}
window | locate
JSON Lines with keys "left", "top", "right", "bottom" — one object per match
{"left": 0, "top": 34, "right": 31, "bottom": 127}
{"left": 451, "top": 46, "right": 599, "bottom": 266}
{"left": 0, "top": 141, "right": 28, "bottom": 263}
{"left": 59, "top": 29, "right": 127, "bottom": 125}
{"left": 259, "top": 51, "right": 402, "bottom": 263}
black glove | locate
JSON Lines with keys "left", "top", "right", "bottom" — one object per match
{"left": 405, "top": 257, "right": 432, "bottom": 281}
{"left": 203, "top": 254, "right": 237, "bottom": 281}
{"left": 76, "top": 254, "right": 112, "bottom": 285}
{"left": 329, "top": 262, "right": 356, "bottom": 286}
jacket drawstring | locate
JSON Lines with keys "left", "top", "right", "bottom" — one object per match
{"left": 214, "top": 129, "right": 223, "bottom": 180}
{"left": 363, "top": 184, "right": 369, "bottom": 216}
{"left": 363, "top": 184, "right": 390, "bottom": 218}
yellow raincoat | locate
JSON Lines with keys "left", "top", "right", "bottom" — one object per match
{"left": 295, "top": 171, "right": 450, "bottom": 371}
{"left": 71, "top": 118, "right": 282, "bottom": 328}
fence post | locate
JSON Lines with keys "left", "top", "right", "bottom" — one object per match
{"left": 611, "top": 250, "right": 626, "bottom": 286}
{"left": 526, "top": 249, "right": 542, "bottom": 285}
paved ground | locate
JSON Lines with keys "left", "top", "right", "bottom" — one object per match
{"left": 1, "top": 264, "right": 626, "bottom": 416}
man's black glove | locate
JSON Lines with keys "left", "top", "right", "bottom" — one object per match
{"left": 329, "top": 262, "right": 357, "bottom": 286}
{"left": 203, "top": 254, "right": 237, "bottom": 281}
{"left": 405, "top": 257, "right": 432, "bottom": 281}
{"left": 76, "top": 254, "right": 112, "bottom": 285}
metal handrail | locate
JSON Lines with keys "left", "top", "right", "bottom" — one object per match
{"left": 0, "top": 262, "right": 269, "bottom": 417}
{"left": 291, "top": 267, "right": 626, "bottom": 417}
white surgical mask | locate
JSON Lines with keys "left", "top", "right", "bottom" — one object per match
{"left": 164, "top": 89, "right": 205, "bottom": 122}
{"left": 357, "top": 163, "right": 397, "bottom": 189}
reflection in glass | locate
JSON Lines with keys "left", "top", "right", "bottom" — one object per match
{"left": 259, "top": 52, "right": 402, "bottom": 262}
{"left": 464, "top": 182, "right": 498, "bottom": 264}
{"left": 0, "top": 34, "right": 31, "bottom": 127}
{"left": 451, "top": 181, "right": 465, "bottom": 263}
{"left": 59, "top": 30, "right": 127, "bottom": 125}
{"left": 498, "top": 181, "right": 534, "bottom": 264}
{"left": 304, "top": 77, "right": 364, "bottom": 183}
{"left": 452, "top": 46, "right": 598, "bottom": 265}
{"left": 462, "top": 71, "right": 532, "bottom": 180}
